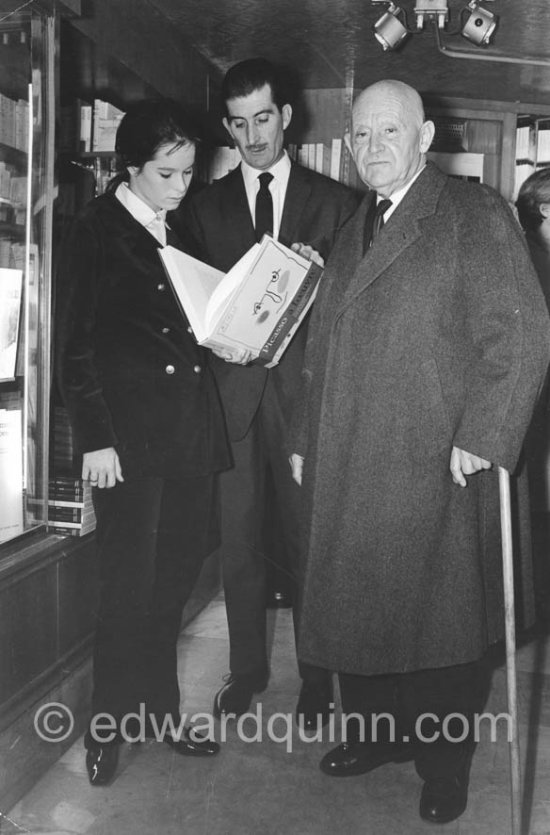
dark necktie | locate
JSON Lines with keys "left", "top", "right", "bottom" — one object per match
{"left": 364, "top": 197, "right": 392, "bottom": 252}
{"left": 254, "top": 172, "right": 274, "bottom": 242}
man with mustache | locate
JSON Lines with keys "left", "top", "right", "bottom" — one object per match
{"left": 183, "top": 58, "right": 358, "bottom": 727}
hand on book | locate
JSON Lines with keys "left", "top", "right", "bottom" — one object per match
{"left": 82, "top": 447, "right": 124, "bottom": 489}
{"left": 289, "top": 453, "right": 304, "bottom": 486}
{"left": 291, "top": 242, "right": 325, "bottom": 268}
{"left": 211, "top": 346, "right": 253, "bottom": 365}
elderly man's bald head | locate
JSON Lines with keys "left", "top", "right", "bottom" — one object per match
{"left": 353, "top": 80, "right": 426, "bottom": 130}
{"left": 346, "top": 79, "right": 434, "bottom": 198}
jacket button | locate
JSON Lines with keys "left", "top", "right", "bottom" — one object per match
{"left": 162, "top": 327, "right": 170, "bottom": 334}
{"left": 193, "top": 365, "right": 201, "bottom": 374}
{"left": 165, "top": 365, "right": 175, "bottom": 374}
{"left": 157, "top": 282, "right": 166, "bottom": 291}
{"left": 187, "top": 325, "right": 193, "bottom": 334}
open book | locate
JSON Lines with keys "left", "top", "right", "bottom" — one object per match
{"left": 159, "top": 236, "right": 323, "bottom": 368}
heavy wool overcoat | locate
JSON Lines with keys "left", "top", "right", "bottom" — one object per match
{"left": 293, "top": 163, "right": 550, "bottom": 677}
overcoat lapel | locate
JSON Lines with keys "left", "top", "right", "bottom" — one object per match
{"left": 334, "top": 164, "right": 447, "bottom": 321}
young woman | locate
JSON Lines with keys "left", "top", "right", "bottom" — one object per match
{"left": 56, "top": 99, "right": 231, "bottom": 786}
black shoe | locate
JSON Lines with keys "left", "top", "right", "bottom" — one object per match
{"left": 266, "top": 589, "right": 293, "bottom": 608}
{"left": 164, "top": 726, "right": 219, "bottom": 756}
{"left": 320, "top": 741, "right": 410, "bottom": 777}
{"left": 213, "top": 674, "right": 268, "bottom": 719}
{"left": 85, "top": 743, "right": 120, "bottom": 786}
{"left": 295, "top": 680, "right": 333, "bottom": 730}
{"left": 419, "top": 773, "right": 469, "bottom": 824}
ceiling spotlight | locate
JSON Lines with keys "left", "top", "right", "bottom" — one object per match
{"left": 461, "top": 0, "right": 498, "bottom": 45}
{"left": 414, "top": 0, "right": 449, "bottom": 30}
{"left": 373, "top": 2, "right": 410, "bottom": 51}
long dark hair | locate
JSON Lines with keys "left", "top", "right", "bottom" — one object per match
{"left": 106, "top": 98, "right": 200, "bottom": 193}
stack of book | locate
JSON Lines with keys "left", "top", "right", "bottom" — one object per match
{"left": 48, "top": 476, "right": 96, "bottom": 537}
{"left": 48, "top": 406, "right": 96, "bottom": 537}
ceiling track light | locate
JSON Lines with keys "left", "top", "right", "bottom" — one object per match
{"left": 371, "top": 0, "right": 508, "bottom": 55}
{"left": 461, "top": 0, "right": 497, "bottom": 46}
{"left": 414, "top": 0, "right": 449, "bottom": 30}
{"left": 372, "top": 1, "right": 410, "bottom": 51}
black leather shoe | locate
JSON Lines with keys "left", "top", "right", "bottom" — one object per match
{"left": 419, "top": 774, "right": 469, "bottom": 824}
{"left": 164, "top": 726, "right": 219, "bottom": 756}
{"left": 266, "top": 589, "right": 293, "bottom": 608}
{"left": 320, "top": 741, "right": 410, "bottom": 777}
{"left": 85, "top": 743, "right": 120, "bottom": 786}
{"left": 213, "top": 674, "right": 268, "bottom": 719}
{"left": 295, "top": 681, "right": 333, "bottom": 730}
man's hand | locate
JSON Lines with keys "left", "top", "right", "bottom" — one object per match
{"left": 82, "top": 447, "right": 124, "bottom": 489}
{"left": 450, "top": 446, "right": 492, "bottom": 487}
{"left": 291, "top": 242, "right": 325, "bottom": 268}
{"left": 289, "top": 453, "right": 304, "bottom": 486}
{"left": 211, "top": 346, "right": 253, "bottom": 365}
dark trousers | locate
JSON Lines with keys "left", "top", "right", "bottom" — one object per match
{"left": 89, "top": 474, "right": 219, "bottom": 740}
{"left": 220, "top": 376, "right": 327, "bottom": 686}
{"left": 339, "top": 659, "right": 492, "bottom": 782}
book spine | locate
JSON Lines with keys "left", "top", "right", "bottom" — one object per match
{"left": 48, "top": 508, "right": 84, "bottom": 522}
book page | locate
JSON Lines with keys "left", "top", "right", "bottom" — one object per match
{"left": 206, "top": 243, "right": 260, "bottom": 331}
{"left": 159, "top": 247, "right": 224, "bottom": 342}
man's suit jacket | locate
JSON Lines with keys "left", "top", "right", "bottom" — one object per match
{"left": 183, "top": 161, "right": 359, "bottom": 441}
{"left": 56, "top": 193, "right": 230, "bottom": 480}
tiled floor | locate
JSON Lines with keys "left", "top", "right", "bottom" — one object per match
{"left": 4, "top": 594, "right": 550, "bottom": 835}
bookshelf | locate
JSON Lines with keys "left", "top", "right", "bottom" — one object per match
{"left": 514, "top": 117, "right": 550, "bottom": 200}
{"left": 0, "top": 5, "right": 55, "bottom": 548}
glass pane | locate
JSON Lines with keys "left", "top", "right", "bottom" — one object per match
{"left": 0, "top": 6, "right": 51, "bottom": 546}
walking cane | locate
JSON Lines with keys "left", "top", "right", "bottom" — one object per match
{"left": 498, "top": 466, "right": 522, "bottom": 835}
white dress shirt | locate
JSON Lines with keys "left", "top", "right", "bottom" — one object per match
{"left": 115, "top": 181, "right": 167, "bottom": 246}
{"left": 240, "top": 152, "right": 292, "bottom": 241}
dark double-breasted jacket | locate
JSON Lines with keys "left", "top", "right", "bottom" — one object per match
{"left": 56, "top": 192, "right": 230, "bottom": 480}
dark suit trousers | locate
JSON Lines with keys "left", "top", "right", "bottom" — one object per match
{"left": 220, "top": 374, "right": 327, "bottom": 685}
{"left": 339, "top": 659, "right": 492, "bottom": 781}
{"left": 90, "top": 474, "right": 218, "bottom": 737}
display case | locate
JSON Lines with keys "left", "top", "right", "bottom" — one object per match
{"left": 0, "top": 3, "right": 55, "bottom": 548}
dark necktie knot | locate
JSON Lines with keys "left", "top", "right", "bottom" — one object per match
{"left": 365, "top": 196, "right": 392, "bottom": 252}
{"left": 255, "top": 172, "right": 274, "bottom": 242}
{"left": 375, "top": 198, "right": 392, "bottom": 221}
{"left": 258, "top": 172, "right": 273, "bottom": 189}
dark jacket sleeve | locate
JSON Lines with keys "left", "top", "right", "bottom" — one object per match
{"left": 56, "top": 212, "right": 118, "bottom": 454}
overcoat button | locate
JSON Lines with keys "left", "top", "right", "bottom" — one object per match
{"left": 187, "top": 326, "right": 193, "bottom": 334}
{"left": 193, "top": 365, "right": 201, "bottom": 374}
{"left": 162, "top": 327, "right": 170, "bottom": 334}
{"left": 165, "top": 365, "right": 175, "bottom": 374}
{"left": 157, "top": 283, "right": 166, "bottom": 291}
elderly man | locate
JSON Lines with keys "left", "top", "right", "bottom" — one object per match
{"left": 291, "top": 80, "right": 550, "bottom": 824}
